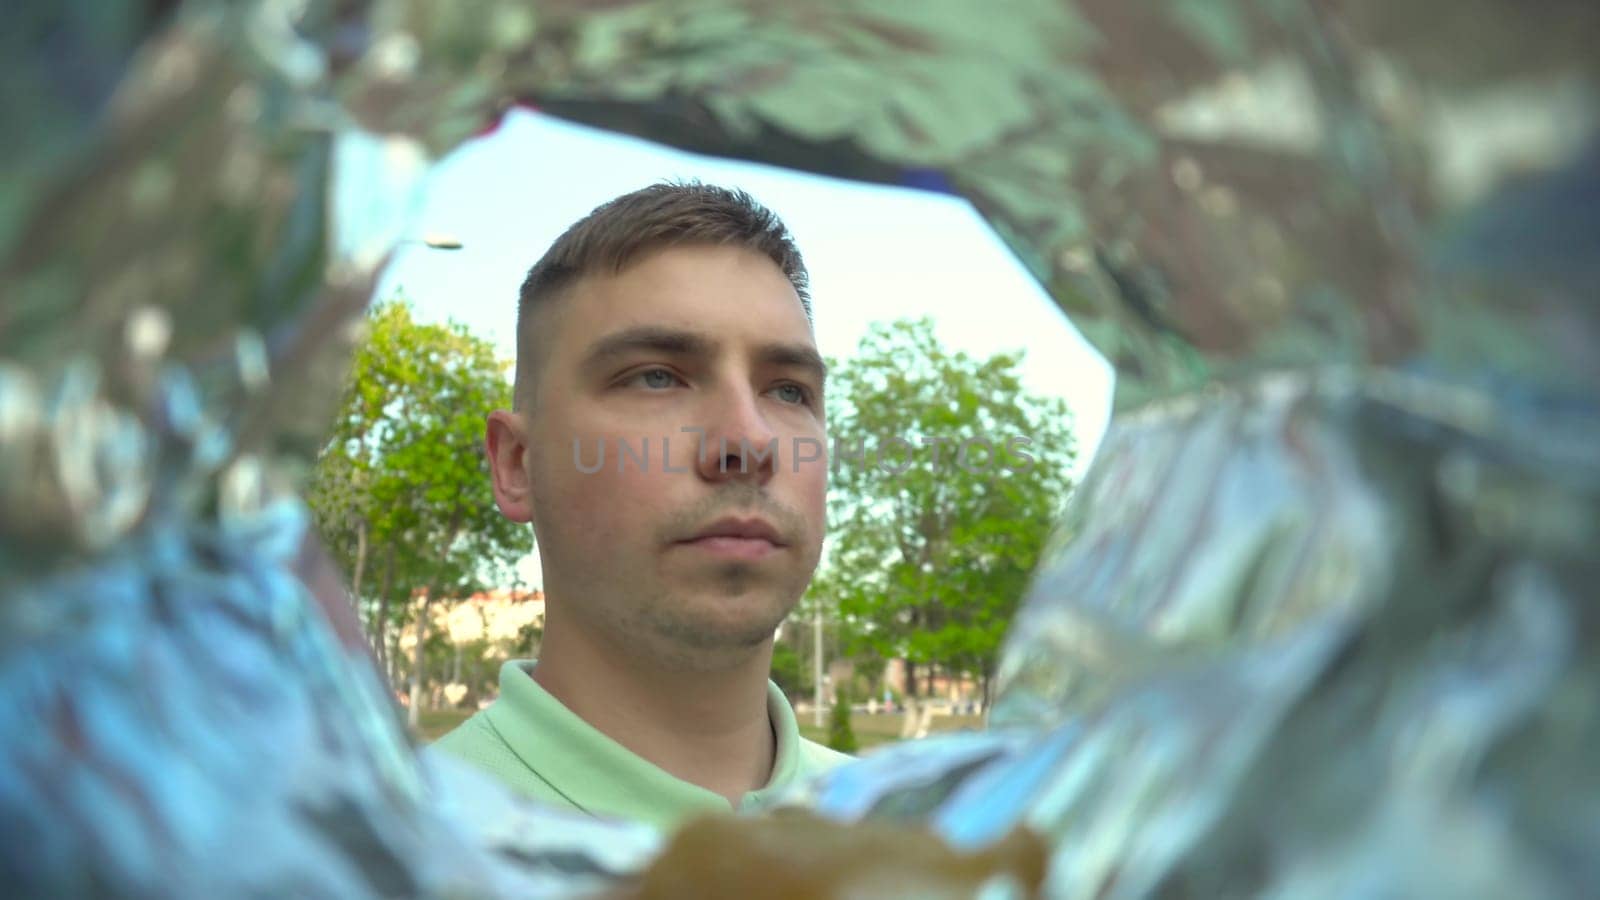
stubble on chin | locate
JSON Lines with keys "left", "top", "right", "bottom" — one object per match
{"left": 647, "top": 575, "right": 798, "bottom": 650}
{"left": 611, "top": 565, "right": 805, "bottom": 673}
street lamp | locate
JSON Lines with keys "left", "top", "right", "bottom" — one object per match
{"left": 814, "top": 602, "right": 825, "bottom": 728}
{"left": 396, "top": 233, "right": 464, "bottom": 251}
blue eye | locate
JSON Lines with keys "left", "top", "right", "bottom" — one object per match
{"left": 638, "top": 369, "right": 678, "bottom": 389}
{"left": 774, "top": 384, "right": 808, "bottom": 405}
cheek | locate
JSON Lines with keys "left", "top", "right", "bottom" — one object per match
{"left": 791, "top": 449, "right": 829, "bottom": 529}
{"left": 536, "top": 441, "right": 675, "bottom": 538}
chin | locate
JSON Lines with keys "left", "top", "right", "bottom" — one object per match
{"left": 649, "top": 604, "right": 790, "bottom": 654}
{"left": 701, "top": 608, "right": 790, "bottom": 648}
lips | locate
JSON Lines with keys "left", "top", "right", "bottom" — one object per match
{"left": 684, "top": 516, "right": 786, "bottom": 546}
{"left": 677, "top": 516, "right": 787, "bottom": 561}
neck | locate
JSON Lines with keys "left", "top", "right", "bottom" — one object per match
{"left": 531, "top": 600, "right": 778, "bottom": 806}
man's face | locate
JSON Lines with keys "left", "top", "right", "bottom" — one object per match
{"left": 489, "top": 244, "right": 827, "bottom": 668}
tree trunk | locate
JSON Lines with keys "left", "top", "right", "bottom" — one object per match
{"left": 374, "top": 546, "right": 395, "bottom": 678}
{"left": 351, "top": 518, "right": 368, "bottom": 610}
{"left": 813, "top": 602, "right": 825, "bottom": 729}
{"left": 407, "top": 591, "right": 429, "bottom": 730}
{"left": 899, "top": 658, "right": 920, "bottom": 739}
{"left": 899, "top": 692, "right": 920, "bottom": 740}
{"left": 408, "top": 517, "right": 464, "bottom": 730}
{"left": 388, "top": 623, "right": 402, "bottom": 690}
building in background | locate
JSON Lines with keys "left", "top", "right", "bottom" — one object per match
{"left": 398, "top": 588, "right": 545, "bottom": 708}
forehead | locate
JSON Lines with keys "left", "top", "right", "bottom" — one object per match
{"left": 550, "top": 243, "right": 815, "bottom": 353}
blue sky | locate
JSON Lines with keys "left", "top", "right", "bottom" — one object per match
{"left": 334, "top": 109, "right": 1113, "bottom": 587}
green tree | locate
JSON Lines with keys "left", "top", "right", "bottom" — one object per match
{"left": 769, "top": 640, "right": 809, "bottom": 698}
{"left": 827, "top": 686, "right": 859, "bottom": 754}
{"left": 307, "top": 298, "right": 527, "bottom": 727}
{"left": 817, "top": 317, "right": 1075, "bottom": 706}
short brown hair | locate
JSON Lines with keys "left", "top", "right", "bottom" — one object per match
{"left": 513, "top": 182, "right": 811, "bottom": 409}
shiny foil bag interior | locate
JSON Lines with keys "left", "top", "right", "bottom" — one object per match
{"left": 3, "top": 1, "right": 1596, "bottom": 897}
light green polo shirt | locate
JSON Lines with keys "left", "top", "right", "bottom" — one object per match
{"left": 432, "top": 660, "right": 852, "bottom": 832}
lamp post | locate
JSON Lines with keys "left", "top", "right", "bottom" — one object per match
{"left": 814, "top": 602, "right": 825, "bottom": 728}
{"left": 389, "top": 229, "right": 461, "bottom": 731}
{"left": 396, "top": 233, "right": 464, "bottom": 251}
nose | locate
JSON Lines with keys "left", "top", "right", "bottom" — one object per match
{"left": 694, "top": 382, "right": 779, "bottom": 485}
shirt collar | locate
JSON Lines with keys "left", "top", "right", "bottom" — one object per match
{"left": 485, "top": 660, "right": 805, "bottom": 829}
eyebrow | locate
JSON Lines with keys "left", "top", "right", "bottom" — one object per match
{"left": 580, "top": 325, "right": 827, "bottom": 384}
{"left": 757, "top": 343, "right": 828, "bottom": 386}
{"left": 580, "top": 326, "right": 715, "bottom": 371}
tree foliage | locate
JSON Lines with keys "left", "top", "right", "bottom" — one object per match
{"left": 827, "top": 686, "right": 859, "bottom": 755}
{"left": 770, "top": 640, "right": 809, "bottom": 699}
{"left": 816, "top": 318, "right": 1075, "bottom": 698}
{"left": 306, "top": 298, "right": 527, "bottom": 717}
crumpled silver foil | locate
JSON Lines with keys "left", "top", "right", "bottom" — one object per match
{"left": 3, "top": 1, "right": 1596, "bottom": 897}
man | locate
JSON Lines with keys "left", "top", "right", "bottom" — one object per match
{"left": 435, "top": 182, "right": 851, "bottom": 831}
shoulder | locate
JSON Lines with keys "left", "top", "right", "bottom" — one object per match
{"left": 430, "top": 709, "right": 572, "bottom": 806}
{"left": 433, "top": 710, "right": 512, "bottom": 771}
{"left": 432, "top": 707, "right": 499, "bottom": 755}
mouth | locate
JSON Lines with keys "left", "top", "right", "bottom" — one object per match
{"left": 677, "top": 516, "right": 787, "bottom": 561}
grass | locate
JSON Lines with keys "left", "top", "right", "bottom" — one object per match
{"left": 417, "top": 708, "right": 474, "bottom": 741}
{"left": 798, "top": 711, "right": 985, "bottom": 752}
{"left": 415, "top": 705, "right": 983, "bottom": 752}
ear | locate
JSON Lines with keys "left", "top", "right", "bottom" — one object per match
{"left": 485, "top": 409, "right": 535, "bottom": 523}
